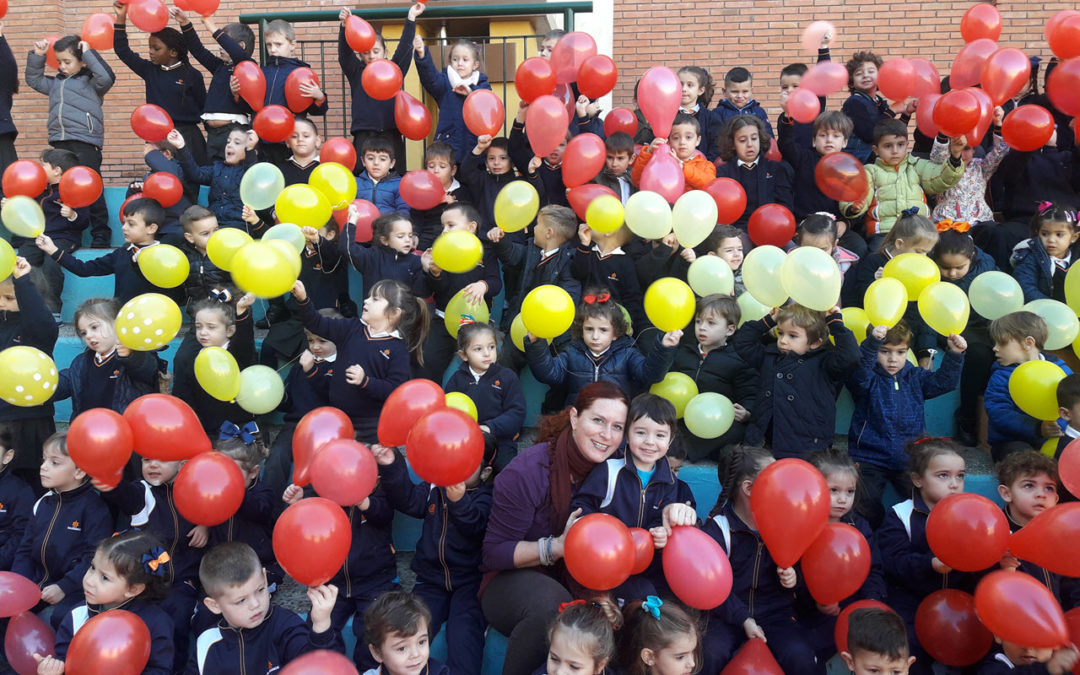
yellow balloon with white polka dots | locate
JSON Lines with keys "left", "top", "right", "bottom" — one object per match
{"left": 116, "top": 293, "right": 182, "bottom": 351}
{"left": 0, "top": 346, "right": 58, "bottom": 407}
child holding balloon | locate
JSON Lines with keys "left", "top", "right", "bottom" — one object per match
{"left": 572, "top": 223, "right": 647, "bottom": 333}
{"left": 169, "top": 127, "right": 253, "bottom": 231}
{"left": 977, "top": 640, "right": 1079, "bottom": 674}
{"left": 840, "top": 211, "right": 939, "bottom": 310}
{"left": 179, "top": 205, "right": 231, "bottom": 306}
{"left": 703, "top": 225, "right": 747, "bottom": 296}
{"left": 414, "top": 34, "right": 493, "bottom": 166}
{"left": 1010, "top": 202, "right": 1080, "bottom": 303}
{"left": 714, "top": 115, "right": 794, "bottom": 230}
{"left": 841, "top": 51, "right": 913, "bottom": 163}
{"left": 678, "top": 66, "right": 721, "bottom": 162}
{"left": 508, "top": 107, "right": 570, "bottom": 209}
{"left": 342, "top": 212, "right": 428, "bottom": 300}
{"left": 413, "top": 142, "right": 474, "bottom": 250}
{"left": 632, "top": 113, "right": 719, "bottom": 193}
{"left": 616, "top": 596, "right": 701, "bottom": 675}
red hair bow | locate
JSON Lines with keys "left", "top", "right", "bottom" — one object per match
{"left": 558, "top": 599, "right": 586, "bottom": 613}
{"left": 583, "top": 292, "right": 611, "bottom": 305}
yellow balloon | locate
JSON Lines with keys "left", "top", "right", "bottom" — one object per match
{"left": 917, "top": 282, "right": 970, "bottom": 337}
{"left": 586, "top": 195, "right": 624, "bottom": 234}
{"left": 194, "top": 346, "right": 240, "bottom": 402}
{"left": 742, "top": 245, "right": 788, "bottom": 308}
{"left": 0, "top": 346, "right": 57, "bottom": 407}
{"left": 780, "top": 246, "right": 841, "bottom": 312}
{"left": 445, "top": 392, "right": 478, "bottom": 421}
{"left": 968, "top": 271, "right": 1023, "bottom": 321}
{"left": 1041, "top": 437, "right": 1059, "bottom": 459}
{"left": 308, "top": 162, "right": 357, "bottom": 210}
{"left": 137, "top": 244, "right": 189, "bottom": 289}
{"left": 841, "top": 307, "right": 870, "bottom": 343}
{"left": 1, "top": 196, "right": 45, "bottom": 238}
{"left": 267, "top": 239, "right": 302, "bottom": 278}
{"left": 116, "top": 293, "right": 182, "bottom": 351}
{"left": 624, "top": 191, "right": 672, "bottom": 240}
{"left": 236, "top": 365, "right": 285, "bottom": 414}
{"left": 231, "top": 241, "right": 299, "bottom": 298}
{"left": 0, "top": 239, "right": 15, "bottom": 279}
{"left": 263, "top": 223, "right": 306, "bottom": 254}
{"left": 907, "top": 349, "right": 918, "bottom": 367}
{"left": 444, "top": 288, "right": 490, "bottom": 338}
{"left": 1009, "top": 360, "right": 1067, "bottom": 420}
{"left": 206, "top": 228, "right": 252, "bottom": 272}
{"left": 650, "top": 372, "right": 698, "bottom": 418}
{"left": 275, "top": 184, "right": 332, "bottom": 229}
{"left": 1023, "top": 299, "right": 1080, "bottom": 351}
{"left": 883, "top": 253, "right": 940, "bottom": 299}
{"left": 619, "top": 303, "right": 633, "bottom": 336}
{"left": 1066, "top": 262, "right": 1080, "bottom": 316}
{"left": 687, "top": 255, "right": 734, "bottom": 297}
{"left": 1074, "top": 331, "right": 1080, "bottom": 361}
{"left": 432, "top": 230, "right": 483, "bottom": 274}
{"left": 672, "top": 190, "right": 718, "bottom": 248}
{"left": 736, "top": 292, "right": 770, "bottom": 326}
{"left": 521, "top": 285, "right": 575, "bottom": 339}
{"left": 494, "top": 181, "right": 540, "bottom": 233}
{"left": 684, "top": 392, "right": 735, "bottom": 439}
{"left": 511, "top": 313, "right": 528, "bottom": 351}
{"left": 644, "top": 277, "right": 695, "bottom": 332}
{"left": 864, "top": 278, "right": 908, "bottom": 328}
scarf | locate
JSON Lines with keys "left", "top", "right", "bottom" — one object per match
{"left": 447, "top": 66, "right": 480, "bottom": 91}
{"left": 548, "top": 427, "right": 597, "bottom": 530}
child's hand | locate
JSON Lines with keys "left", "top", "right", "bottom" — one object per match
{"left": 282, "top": 484, "right": 304, "bottom": 504}
{"left": 33, "top": 654, "right": 65, "bottom": 675}
{"left": 946, "top": 333, "right": 967, "bottom": 353}
{"left": 871, "top": 325, "right": 888, "bottom": 340}
{"left": 359, "top": 497, "right": 371, "bottom": 511}
{"left": 949, "top": 135, "right": 967, "bottom": 157}
{"left": 12, "top": 257, "right": 31, "bottom": 279}
{"left": 369, "top": 444, "right": 396, "bottom": 466}
{"left": 816, "top": 602, "right": 841, "bottom": 617}
{"left": 33, "top": 39, "right": 49, "bottom": 55}
{"left": 873, "top": 266, "right": 884, "bottom": 280}
{"left": 113, "top": 1, "right": 127, "bottom": 19}
{"left": 290, "top": 280, "right": 307, "bottom": 301}
{"left": 777, "top": 566, "right": 797, "bottom": 589}
{"left": 931, "top": 556, "right": 952, "bottom": 574}
{"left": 661, "top": 329, "right": 683, "bottom": 347}
{"left": 680, "top": 247, "right": 696, "bottom": 263}
{"left": 577, "top": 223, "right": 592, "bottom": 246}
{"left": 917, "top": 356, "right": 933, "bottom": 371}
{"left": 241, "top": 205, "right": 261, "bottom": 225}
{"left": 732, "top": 403, "right": 750, "bottom": 422}
{"left": 298, "top": 80, "right": 324, "bottom": 103}
{"left": 299, "top": 349, "right": 315, "bottom": 372}
{"left": 301, "top": 225, "right": 320, "bottom": 243}
{"left": 236, "top": 292, "right": 255, "bottom": 315}
{"left": 648, "top": 137, "right": 665, "bottom": 151}
{"left": 306, "top": 584, "right": 338, "bottom": 633}
{"left": 413, "top": 34, "right": 425, "bottom": 57}
{"left": 575, "top": 94, "right": 589, "bottom": 117}
{"left": 78, "top": 41, "right": 91, "bottom": 54}
{"left": 445, "top": 482, "right": 466, "bottom": 502}
{"left": 661, "top": 232, "right": 678, "bottom": 249}
{"left": 515, "top": 101, "right": 528, "bottom": 123}
{"left": 453, "top": 83, "right": 472, "bottom": 96}
{"left": 825, "top": 305, "right": 841, "bottom": 317}
{"left": 993, "top": 105, "right": 1005, "bottom": 127}
{"left": 462, "top": 280, "right": 487, "bottom": 305}
{"left": 188, "top": 525, "right": 209, "bottom": 548}
{"left": 661, "top": 502, "right": 696, "bottom": 534}
{"left": 649, "top": 525, "right": 668, "bottom": 549}
{"left": 779, "top": 88, "right": 790, "bottom": 115}
{"left": 345, "top": 364, "right": 366, "bottom": 385}
{"left": 1048, "top": 645, "right": 1080, "bottom": 675}
{"left": 40, "top": 584, "right": 64, "bottom": 605}
{"left": 116, "top": 343, "right": 131, "bottom": 357}
{"left": 338, "top": 8, "right": 351, "bottom": 24}
{"left": 229, "top": 74, "right": 241, "bottom": 97}
{"left": 35, "top": 235, "right": 58, "bottom": 256}
{"left": 819, "top": 29, "right": 832, "bottom": 49}
{"left": 407, "top": 3, "right": 425, "bottom": 21}
{"left": 479, "top": 424, "right": 491, "bottom": 434}
{"left": 90, "top": 477, "right": 117, "bottom": 491}
{"left": 1041, "top": 420, "right": 1064, "bottom": 438}
{"left": 487, "top": 228, "right": 505, "bottom": 243}
{"left": 743, "top": 618, "right": 766, "bottom": 642}
{"left": 169, "top": 7, "right": 190, "bottom": 25}
{"left": 527, "top": 156, "right": 542, "bottom": 175}
{"left": 59, "top": 203, "right": 76, "bottom": 221}
{"left": 165, "top": 128, "right": 185, "bottom": 149}
{"left": 999, "top": 552, "right": 1021, "bottom": 571}
{"left": 902, "top": 98, "right": 918, "bottom": 115}
{"left": 473, "top": 135, "right": 492, "bottom": 154}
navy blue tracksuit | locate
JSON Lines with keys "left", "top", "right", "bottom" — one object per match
{"left": 55, "top": 600, "right": 174, "bottom": 675}
{"left": 0, "top": 466, "right": 33, "bottom": 569}
{"left": 188, "top": 605, "right": 342, "bottom": 674}
{"left": 444, "top": 361, "right": 526, "bottom": 468}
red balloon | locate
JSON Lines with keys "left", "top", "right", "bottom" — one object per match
{"left": 394, "top": 90, "right": 432, "bottom": 141}
{"left": 561, "top": 133, "right": 606, "bottom": 188}
{"left": 567, "top": 184, "right": 618, "bottom": 221}
{"left": 463, "top": 89, "right": 505, "bottom": 138}
{"left": 915, "top": 590, "right": 992, "bottom": 666}
{"left": 273, "top": 497, "right": 352, "bottom": 587}
{"left": 174, "top": 0, "right": 218, "bottom": 17}
{"left": 603, "top": 107, "right": 638, "bottom": 138}
{"left": 66, "top": 610, "right": 151, "bottom": 675}
{"left": 981, "top": 48, "right": 1032, "bottom": 106}
{"left": 951, "top": 38, "right": 998, "bottom": 90}
{"left": 815, "top": 152, "right": 869, "bottom": 203}
{"left": 549, "top": 32, "right": 597, "bottom": 85}
{"left": 628, "top": 527, "right": 654, "bottom": 575}
{"left": 705, "top": 177, "right": 748, "bottom": 225}
{"left": 81, "top": 13, "right": 115, "bottom": 51}
{"left": 748, "top": 458, "right": 829, "bottom": 567}
{"left": 406, "top": 408, "right": 484, "bottom": 487}
{"left": 638, "top": 67, "right": 681, "bottom": 140}
{"left": 640, "top": 144, "right": 685, "bottom": 204}
{"left": 399, "top": 171, "right": 446, "bottom": 211}
{"left": 142, "top": 172, "right": 183, "bottom": 208}
{"left": 553, "top": 83, "right": 576, "bottom": 122}
{"left": 800, "top": 523, "right": 871, "bottom": 605}
{"left": 4, "top": 611, "right": 55, "bottom": 675}
{"left": 877, "top": 59, "right": 917, "bottom": 102}
{"left": 719, "top": 638, "right": 783, "bottom": 675}
{"left": 123, "top": 394, "right": 212, "bottom": 461}
{"left": 174, "top": 451, "right": 245, "bottom": 526}
{"left": 961, "top": 3, "right": 1002, "bottom": 42}
{"left": 933, "top": 89, "right": 981, "bottom": 138}
{"left": 916, "top": 93, "right": 942, "bottom": 139}
{"left": 130, "top": 104, "right": 174, "bottom": 143}
{"left": 233, "top": 60, "right": 265, "bottom": 112}
{"left": 514, "top": 57, "right": 556, "bottom": 104}
{"left": 926, "top": 493, "right": 1010, "bottom": 572}
{"left": 320, "top": 137, "right": 357, "bottom": 172}
{"left": 563, "top": 513, "right": 635, "bottom": 590}
{"left": 1061, "top": 437, "right": 1080, "bottom": 497}
{"left": 910, "top": 58, "right": 941, "bottom": 98}
{"left": 334, "top": 199, "right": 378, "bottom": 242}
{"left": 44, "top": 36, "right": 61, "bottom": 71}
{"left": 0, "top": 573, "right": 42, "bottom": 618}
{"left": 128, "top": 0, "right": 168, "bottom": 33}
{"left": 747, "top": 204, "right": 797, "bottom": 249}
{"left": 1048, "top": 58, "right": 1080, "bottom": 118}
{"left": 58, "top": 166, "right": 103, "bottom": 209}
{"left": 1048, "top": 10, "right": 1080, "bottom": 43}
{"left": 1050, "top": 14, "right": 1080, "bottom": 60}
{"left": 663, "top": 526, "right": 733, "bottom": 610}
{"left": 786, "top": 87, "right": 820, "bottom": 124}
{"left": 292, "top": 407, "right": 353, "bottom": 487}
{"left": 284, "top": 67, "right": 320, "bottom": 114}
{"left": 67, "top": 408, "right": 133, "bottom": 486}
{"left": 1009, "top": 503, "right": 1080, "bottom": 577}
{"left": 834, "top": 600, "right": 893, "bottom": 654}
{"left": 362, "top": 60, "right": 403, "bottom": 101}
{"left": 344, "top": 15, "right": 376, "bottom": 53}
{"left": 253, "top": 105, "right": 295, "bottom": 143}
{"left": 764, "top": 137, "right": 783, "bottom": 163}
{"left": 0, "top": 0, "right": 6, "bottom": 19}
{"left": 2, "top": 160, "right": 48, "bottom": 198}
{"left": 1002, "top": 105, "right": 1056, "bottom": 152}
{"left": 800, "top": 61, "right": 849, "bottom": 97}
{"left": 525, "top": 95, "right": 571, "bottom": 159}
{"left": 281, "top": 650, "right": 359, "bottom": 675}
{"left": 309, "top": 439, "right": 377, "bottom": 507}
{"left": 119, "top": 192, "right": 143, "bottom": 221}
{"left": 968, "top": 87, "right": 994, "bottom": 145}
{"left": 578, "top": 54, "right": 618, "bottom": 99}
{"left": 975, "top": 570, "right": 1068, "bottom": 648}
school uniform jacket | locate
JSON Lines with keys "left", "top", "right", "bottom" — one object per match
{"left": 55, "top": 599, "right": 174, "bottom": 674}
{"left": 279, "top": 358, "right": 333, "bottom": 424}
{"left": 208, "top": 477, "right": 274, "bottom": 565}
{"left": 261, "top": 56, "right": 328, "bottom": 116}
{"left": 114, "top": 24, "right": 206, "bottom": 125}
{"left": 51, "top": 242, "right": 186, "bottom": 305}
{"left": 571, "top": 244, "right": 647, "bottom": 331}
{"left": 182, "top": 24, "right": 254, "bottom": 118}
{"left": 106, "top": 479, "right": 204, "bottom": 586}
{"left": 0, "top": 468, "right": 33, "bottom": 569}
{"left": 986, "top": 355, "right": 1072, "bottom": 448}
{"left": 339, "top": 239, "right": 428, "bottom": 300}
{"left": 56, "top": 348, "right": 160, "bottom": 418}
{"left": 329, "top": 490, "right": 397, "bottom": 598}
{"left": 444, "top": 361, "right": 526, "bottom": 463}
{"left": 572, "top": 455, "right": 695, "bottom": 531}
{"left": 490, "top": 239, "right": 580, "bottom": 333}
{"left": 188, "top": 605, "right": 341, "bottom": 674}
{"left": 338, "top": 20, "right": 415, "bottom": 134}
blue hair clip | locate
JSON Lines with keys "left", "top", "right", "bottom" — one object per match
{"left": 900, "top": 206, "right": 920, "bottom": 218}
{"left": 208, "top": 288, "right": 233, "bottom": 304}
{"left": 643, "top": 595, "right": 663, "bottom": 619}
{"left": 219, "top": 420, "right": 258, "bottom": 444}
{"left": 142, "top": 547, "right": 171, "bottom": 576}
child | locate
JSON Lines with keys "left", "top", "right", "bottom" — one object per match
{"left": 572, "top": 224, "right": 647, "bottom": 332}
{"left": 777, "top": 34, "right": 832, "bottom": 150}
{"left": 413, "top": 142, "right": 474, "bottom": 250}
{"left": 841, "top": 51, "right": 913, "bottom": 163}
{"left": 986, "top": 311, "right": 1071, "bottom": 461}
{"left": 210, "top": 430, "right": 277, "bottom": 581}
{"left": 169, "top": 126, "right": 252, "bottom": 231}
{"left": 715, "top": 115, "right": 793, "bottom": 230}
{"left": 355, "top": 136, "right": 409, "bottom": 214}
{"left": 840, "top": 120, "right": 965, "bottom": 242}
{"left": 678, "top": 65, "right": 720, "bottom": 161}
{"left": 525, "top": 290, "right": 680, "bottom": 407}
{"left": 190, "top": 542, "right": 340, "bottom": 673}
{"left": 38, "top": 531, "right": 175, "bottom": 675}
{"left": 461, "top": 134, "right": 534, "bottom": 236}
{"left": 1057, "top": 375, "right": 1080, "bottom": 502}
{"left": 362, "top": 590, "right": 451, "bottom": 675}
{"left": 25, "top": 35, "right": 114, "bottom": 247}
{"left": 635, "top": 231, "right": 696, "bottom": 292}
{"left": 258, "top": 19, "right": 327, "bottom": 163}
{"left": 616, "top": 597, "right": 700, "bottom": 675}
{"left": 541, "top": 602, "right": 617, "bottom": 675}
{"left": 342, "top": 212, "right": 427, "bottom": 300}
{"left": 796, "top": 213, "right": 861, "bottom": 278}
{"left": 632, "top": 112, "right": 718, "bottom": 193}
{"left": 415, "top": 36, "right": 493, "bottom": 164}
{"left": 11, "top": 433, "right": 112, "bottom": 626}
{"left": 56, "top": 298, "right": 162, "bottom": 417}
{"left": 135, "top": 137, "right": 193, "bottom": 243}
{"left": 338, "top": 5, "right": 423, "bottom": 171}
{"left": 841, "top": 212, "right": 940, "bottom": 309}
{"left": 0, "top": 424, "right": 32, "bottom": 570}
{"left": 180, "top": 205, "right": 230, "bottom": 305}
{"left": 671, "top": 294, "right": 757, "bottom": 461}
{"left": 703, "top": 225, "right": 747, "bottom": 295}
{"left": 279, "top": 115, "right": 322, "bottom": 185}
{"left": 1011, "top": 203, "right": 1080, "bottom": 303}
{"left": 701, "top": 445, "right": 816, "bottom": 674}
{"left": 840, "top": 607, "right": 916, "bottom": 675}
{"left": 996, "top": 128, "right": 1079, "bottom": 247}
{"left": 978, "top": 640, "right": 1079, "bottom": 674}
{"left": 847, "top": 321, "right": 966, "bottom": 527}
{"left": 593, "top": 132, "right": 635, "bottom": 204}
{"left": 509, "top": 109, "right": 570, "bottom": 209}
{"left": 733, "top": 304, "right": 859, "bottom": 458}
{"left": 0, "top": 21, "right": 14, "bottom": 181}
{"left": 712, "top": 67, "right": 774, "bottom": 137}
{"left": 778, "top": 110, "right": 855, "bottom": 225}
{"left": 291, "top": 278, "right": 429, "bottom": 443}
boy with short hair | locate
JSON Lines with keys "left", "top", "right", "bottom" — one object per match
{"left": 986, "top": 311, "right": 1072, "bottom": 460}
{"left": 777, "top": 32, "right": 833, "bottom": 148}
{"left": 632, "top": 112, "right": 718, "bottom": 192}
{"left": 712, "top": 66, "right": 774, "bottom": 137}
{"left": 258, "top": 19, "right": 327, "bottom": 163}
{"left": 847, "top": 321, "right": 966, "bottom": 527}
{"left": 362, "top": 590, "right": 450, "bottom": 675}
{"left": 356, "top": 136, "right": 408, "bottom": 214}
{"left": 841, "top": 607, "right": 915, "bottom": 675}
{"left": 192, "top": 542, "right": 341, "bottom": 674}
{"left": 0, "top": 423, "right": 32, "bottom": 570}
{"left": 281, "top": 116, "right": 322, "bottom": 185}
{"left": 779, "top": 110, "right": 855, "bottom": 221}
{"left": 703, "top": 225, "right": 746, "bottom": 295}
{"left": 593, "top": 131, "right": 635, "bottom": 203}
{"left": 180, "top": 204, "right": 229, "bottom": 305}
{"left": 509, "top": 106, "right": 570, "bottom": 208}
{"left": 412, "top": 142, "right": 473, "bottom": 251}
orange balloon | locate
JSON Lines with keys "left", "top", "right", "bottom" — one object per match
{"left": 380, "top": 374, "right": 450, "bottom": 453}
{"left": 705, "top": 177, "right": 747, "bottom": 225}
{"left": 252, "top": 105, "right": 294, "bottom": 143}
{"left": 577, "top": 54, "right": 618, "bottom": 99}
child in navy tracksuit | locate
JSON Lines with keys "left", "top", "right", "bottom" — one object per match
{"left": 258, "top": 19, "right": 328, "bottom": 163}
{"left": 12, "top": 433, "right": 112, "bottom": 628}
{"left": 342, "top": 212, "right": 428, "bottom": 300}
{"left": 571, "top": 224, "right": 648, "bottom": 333}
{"left": 841, "top": 51, "right": 909, "bottom": 163}
{"left": 1011, "top": 203, "right": 1080, "bottom": 303}
{"left": 372, "top": 434, "right": 495, "bottom": 675}
{"left": 412, "top": 142, "right": 475, "bottom": 250}
{"left": 171, "top": 126, "right": 253, "bottom": 231}
{"left": 0, "top": 426, "right": 33, "bottom": 569}
{"left": 777, "top": 110, "right": 852, "bottom": 222}
{"left": 508, "top": 106, "right": 569, "bottom": 208}
{"left": 40, "top": 531, "right": 176, "bottom": 675}
{"left": 414, "top": 35, "right": 493, "bottom": 164}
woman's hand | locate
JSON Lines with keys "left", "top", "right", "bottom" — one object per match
{"left": 550, "top": 508, "right": 582, "bottom": 560}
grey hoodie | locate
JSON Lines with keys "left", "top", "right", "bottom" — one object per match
{"left": 25, "top": 48, "right": 114, "bottom": 147}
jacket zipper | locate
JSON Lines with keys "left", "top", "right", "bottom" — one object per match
{"left": 438, "top": 493, "right": 451, "bottom": 591}
{"left": 57, "top": 78, "right": 67, "bottom": 138}
{"left": 166, "top": 485, "right": 178, "bottom": 584}
{"left": 238, "top": 630, "right": 246, "bottom": 675}
{"left": 38, "top": 493, "right": 63, "bottom": 585}
{"left": 344, "top": 507, "right": 353, "bottom": 596}
{"left": 86, "top": 112, "right": 93, "bottom": 135}
{"left": 749, "top": 539, "right": 762, "bottom": 617}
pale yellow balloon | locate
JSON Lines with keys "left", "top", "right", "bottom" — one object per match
{"left": 644, "top": 278, "right": 695, "bottom": 332}
{"left": 1, "top": 196, "right": 45, "bottom": 238}
{"left": 445, "top": 392, "right": 478, "bottom": 421}
{"left": 206, "top": 228, "right": 252, "bottom": 272}
{"left": 194, "top": 346, "right": 240, "bottom": 402}
{"left": 267, "top": 239, "right": 302, "bottom": 278}
{"left": 687, "top": 255, "right": 734, "bottom": 297}
{"left": 883, "top": 252, "right": 940, "bottom": 299}
{"left": 623, "top": 191, "right": 672, "bottom": 240}
{"left": 1023, "top": 299, "right": 1080, "bottom": 351}
{"left": 672, "top": 190, "right": 717, "bottom": 248}
{"left": 0, "top": 346, "right": 58, "bottom": 407}
{"left": 841, "top": 307, "right": 870, "bottom": 343}
{"left": 741, "top": 245, "right": 787, "bottom": 308}
{"left": 510, "top": 313, "right": 528, "bottom": 351}
{"left": 864, "top": 278, "right": 908, "bottom": 328}
{"left": 115, "top": 293, "right": 182, "bottom": 351}
{"left": 684, "top": 392, "right": 735, "bottom": 439}
{"left": 494, "top": 181, "right": 540, "bottom": 233}
{"left": 650, "top": 372, "right": 698, "bottom": 418}
{"left": 736, "top": 292, "right": 770, "bottom": 326}
{"left": 236, "top": 365, "right": 285, "bottom": 414}
{"left": 918, "top": 282, "right": 970, "bottom": 337}
{"left": 968, "top": 271, "right": 1023, "bottom": 320}
{"left": 263, "top": 223, "right": 306, "bottom": 254}
{"left": 780, "top": 246, "right": 841, "bottom": 312}
{"left": 444, "top": 288, "right": 490, "bottom": 338}
{"left": 0, "top": 239, "right": 15, "bottom": 279}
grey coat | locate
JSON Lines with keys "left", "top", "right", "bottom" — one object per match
{"left": 25, "top": 49, "right": 114, "bottom": 147}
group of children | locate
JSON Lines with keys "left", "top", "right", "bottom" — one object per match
{"left": 3, "top": 5, "right": 1080, "bottom": 675}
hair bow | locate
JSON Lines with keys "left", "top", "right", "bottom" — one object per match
{"left": 935, "top": 219, "right": 971, "bottom": 233}
{"left": 912, "top": 436, "right": 951, "bottom": 446}
{"left": 459, "top": 314, "right": 476, "bottom": 327}
{"left": 142, "top": 547, "right": 171, "bottom": 576}
{"left": 219, "top": 420, "right": 259, "bottom": 444}
{"left": 643, "top": 595, "right": 663, "bottom": 619}
{"left": 209, "top": 288, "right": 233, "bottom": 304}
{"left": 558, "top": 599, "right": 586, "bottom": 613}
{"left": 900, "top": 206, "right": 921, "bottom": 218}
{"left": 811, "top": 211, "right": 837, "bottom": 222}
{"left": 1038, "top": 201, "right": 1055, "bottom": 215}
{"left": 583, "top": 292, "right": 611, "bottom": 305}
